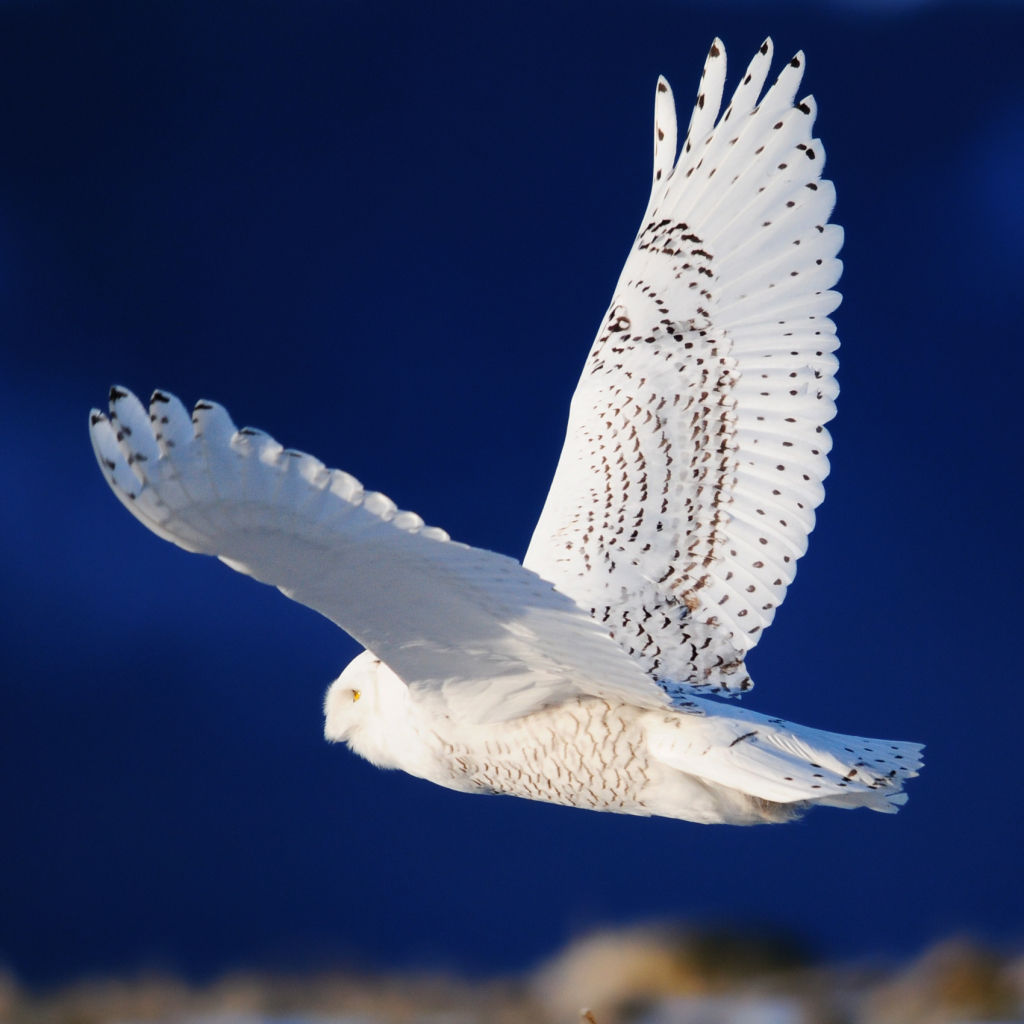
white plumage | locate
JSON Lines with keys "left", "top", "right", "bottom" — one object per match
{"left": 90, "top": 38, "right": 922, "bottom": 825}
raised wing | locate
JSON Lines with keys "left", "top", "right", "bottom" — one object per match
{"left": 524, "top": 39, "right": 842, "bottom": 696}
{"left": 90, "top": 387, "right": 674, "bottom": 724}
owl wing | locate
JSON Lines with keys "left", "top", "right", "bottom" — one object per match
{"left": 90, "top": 387, "right": 672, "bottom": 724}
{"left": 524, "top": 38, "right": 842, "bottom": 696}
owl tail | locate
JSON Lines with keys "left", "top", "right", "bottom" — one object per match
{"left": 647, "top": 697, "right": 923, "bottom": 816}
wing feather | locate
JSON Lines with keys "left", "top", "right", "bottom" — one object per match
{"left": 677, "top": 38, "right": 727, "bottom": 177}
{"left": 91, "top": 387, "right": 674, "bottom": 725}
{"left": 525, "top": 39, "right": 842, "bottom": 696}
{"left": 653, "top": 76, "right": 678, "bottom": 187}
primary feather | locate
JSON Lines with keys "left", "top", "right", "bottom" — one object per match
{"left": 89, "top": 39, "right": 922, "bottom": 825}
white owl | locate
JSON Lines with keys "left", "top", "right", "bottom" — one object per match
{"left": 90, "top": 38, "right": 923, "bottom": 826}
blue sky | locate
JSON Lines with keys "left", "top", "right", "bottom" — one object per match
{"left": 1, "top": 0, "right": 1022, "bottom": 984}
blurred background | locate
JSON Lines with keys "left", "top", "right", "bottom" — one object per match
{"left": 1, "top": 0, "right": 1023, "bottom": 1021}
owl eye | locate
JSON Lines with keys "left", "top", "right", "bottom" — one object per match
{"left": 352, "top": 690, "right": 361, "bottom": 702}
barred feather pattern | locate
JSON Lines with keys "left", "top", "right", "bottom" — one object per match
{"left": 525, "top": 38, "right": 842, "bottom": 696}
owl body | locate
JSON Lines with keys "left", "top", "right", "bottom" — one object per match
{"left": 324, "top": 652, "right": 908, "bottom": 825}
{"left": 325, "top": 653, "right": 654, "bottom": 812}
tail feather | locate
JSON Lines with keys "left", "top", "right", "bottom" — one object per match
{"left": 647, "top": 697, "right": 923, "bottom": 814}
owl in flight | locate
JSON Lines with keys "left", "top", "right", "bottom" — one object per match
{"left": 91, "top": 38, "right": 922, "bottom": 825}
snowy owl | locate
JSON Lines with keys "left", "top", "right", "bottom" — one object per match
{"left": 90, "top": 38, "right": 923, "bottom": 826}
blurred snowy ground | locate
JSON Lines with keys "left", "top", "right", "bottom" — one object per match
{"left": 2, "top": 928, "right": 1022, "bottom": 1024}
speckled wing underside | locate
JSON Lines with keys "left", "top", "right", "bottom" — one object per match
{"left": 89, "top": 388, "right": 669, "bottom": 724}
{"left": 525, "top": 39, "right": 842, "bottom": 696}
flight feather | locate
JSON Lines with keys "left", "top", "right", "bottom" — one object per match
{"left": 524, "top": 39, "right": 842, "bottom": 698}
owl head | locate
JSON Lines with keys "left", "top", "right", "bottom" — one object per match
{"left": 322, "top": 649, "right": 419, "bottom": 775}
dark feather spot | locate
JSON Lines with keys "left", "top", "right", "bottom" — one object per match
{"left": 730, "top": 730, "right": 758, "bottom": 747}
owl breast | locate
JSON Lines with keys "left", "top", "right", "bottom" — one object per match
{"left": 438, "top": 699, "right": 655, "bottom": 813}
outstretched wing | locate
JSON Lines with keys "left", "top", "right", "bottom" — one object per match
{"left": 524, "top": 39, "right": 842, "bottom": 696}
{"left": 90, "top": 387, "right": 672, "bottom": 724}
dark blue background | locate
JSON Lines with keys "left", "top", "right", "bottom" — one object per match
{"left": 1, "top": 0, "right": 1022, "bottom": 986}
